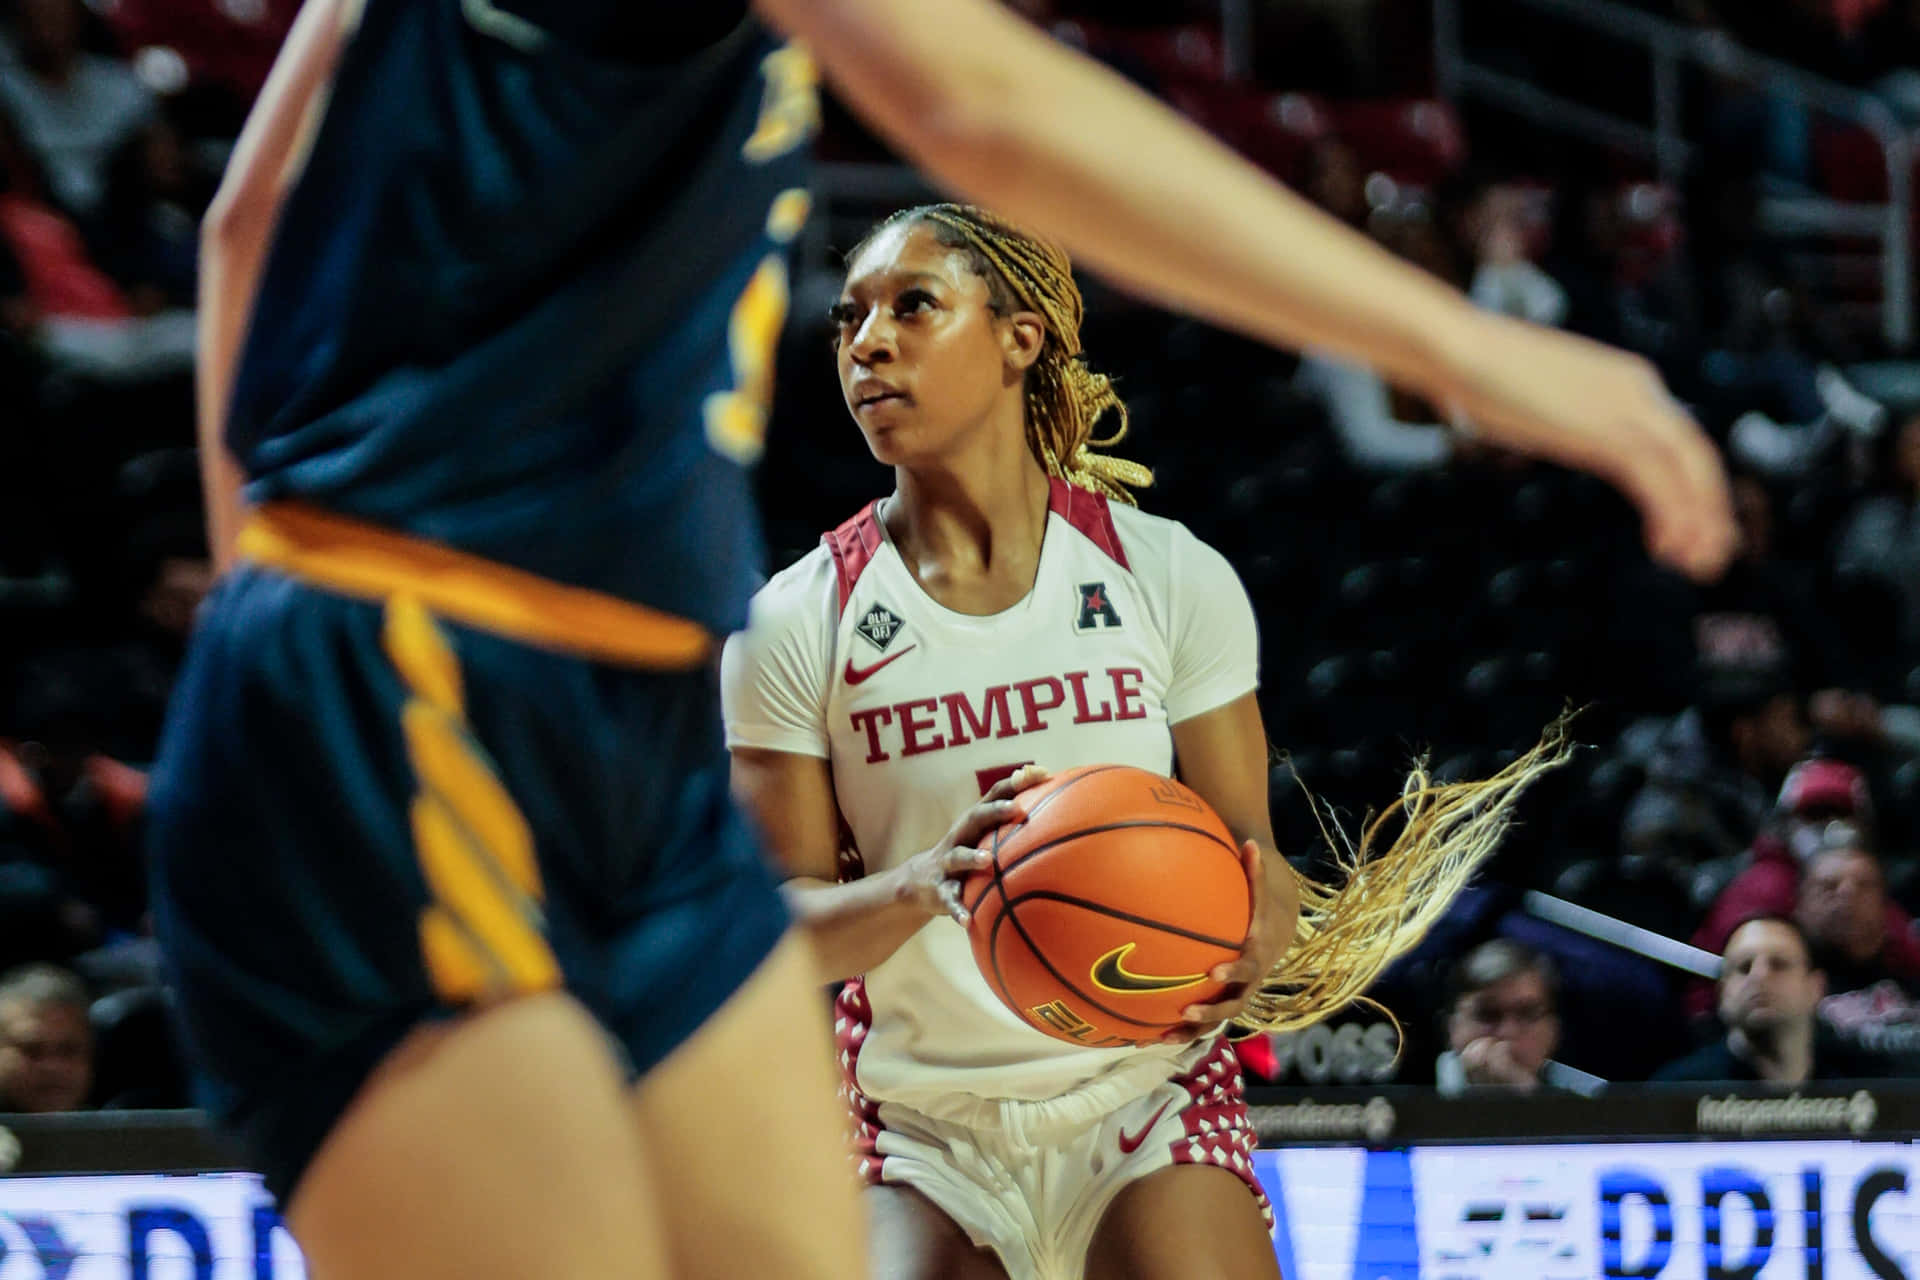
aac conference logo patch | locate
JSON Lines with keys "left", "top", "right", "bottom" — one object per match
{"left": 1074, "top": 582, "right": 1122, "bottom": 632}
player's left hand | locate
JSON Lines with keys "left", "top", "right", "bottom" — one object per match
{"left": 1163, "top": 839, "right": 1295, "bottom": 1041}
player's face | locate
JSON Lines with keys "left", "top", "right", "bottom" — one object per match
{"left": 833, "top": 223, "right": 1035, "bottom": 466}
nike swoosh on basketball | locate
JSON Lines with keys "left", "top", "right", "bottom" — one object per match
{"left": 844, "top": 644, "right": 917, "bottom": 685}
{"left": 1090, "top": 943, "right": 1207, "bottom": 995}
{"left": 1117, "top": 1101, "right": 1172, "bottom": 1155}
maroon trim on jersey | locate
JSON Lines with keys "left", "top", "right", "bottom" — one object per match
{"left": 824, "top": 501, "right": 886, "bottom": 616}
{"left": 1168, "top": 1037, "right": 1273, "bottom": 1226}
{"left": 1047, "top": 476, "right": 1131, "bottom": 571}
{"left": 835, "top": 978, "right": 887, "bottom": 1185}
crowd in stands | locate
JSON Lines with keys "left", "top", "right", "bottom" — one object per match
{"left": 7, "top": 0, "right": 1920, "bottom": 1110}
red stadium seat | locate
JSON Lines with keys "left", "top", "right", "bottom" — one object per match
{"left": 1164, "top": 84, "right": 1330, "bottom": 184}
{"left": 1050, "top": 19, "right": 1228, "bottom": 87}
{"left": 1328, "top": 98, "right": 1467, "bottom": 186}
{"left": 1614, "top": 180, "right": 1684, "bottom": 285}
{"left": 1813, "top": 119, "right": 1893, "bottom": 203}
{"left": 100, "top": 0, "right": 299, "bottom": 108}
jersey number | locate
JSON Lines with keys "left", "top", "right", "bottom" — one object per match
{"left": 703, "top": 191, "right": 813, "bottom": 467}
{"left": 704, "top": 44, "right": 817, "bottom": 467}
{"left": 742, "top": 45, "right": 820, "bottom": 164}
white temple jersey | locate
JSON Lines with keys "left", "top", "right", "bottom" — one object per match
{"left": 721, "top": 478, "right": 1260, "bottom": 1124}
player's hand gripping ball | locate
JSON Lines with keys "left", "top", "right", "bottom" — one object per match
{"left": 961, "top": 765, "right": 1253, "bottom": 1046}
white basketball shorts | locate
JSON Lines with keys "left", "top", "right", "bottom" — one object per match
{"left": 846, "top": 1035, "right": 1273, "bottom": 1280}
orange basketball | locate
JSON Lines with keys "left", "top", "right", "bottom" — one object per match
{"left": 961, "top": 764, "right": 1252, "bottom": 1047}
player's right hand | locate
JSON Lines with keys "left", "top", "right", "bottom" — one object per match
{"left": 893, "top": 765, "right": 1050, "bottom": 926}
{"left": 1434, "top": 311, "right": 1737, "bottom": 583}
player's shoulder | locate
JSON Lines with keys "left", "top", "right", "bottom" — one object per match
{"left": 745, "top": 497, "right": 891, "bottom": 628}
{"left": 1044, "top": 478, "right": 1188, "bottom": 577}
{"left": 746, "top": 542, "right": 838, "bottom": 632}
{"left": 1104, "top": 499, "right": 1211, "bottom": 581}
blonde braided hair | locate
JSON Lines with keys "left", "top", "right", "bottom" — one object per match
{"left": 859, "top": 204, "right": 1153, "bottom": 504}
{"left": 1235, "top": 718, "right": 1577, "bottom": 1037}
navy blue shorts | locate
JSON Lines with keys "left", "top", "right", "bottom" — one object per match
{"left": 148, "top": 565, "right": 788, "bottom": 1200}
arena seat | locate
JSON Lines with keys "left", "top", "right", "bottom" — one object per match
{"left": 1050, "top": 19, "right": 1229, "bottom": 87}
{"left": 1164, "top": 83, "right": 1331, "bottom": 183}
{"left": 1327, "top": 98, "right": 1467, "bottom": 186}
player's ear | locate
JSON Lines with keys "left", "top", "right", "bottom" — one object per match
{"left": 1002, "top": 311, "right": 1045, "bottom": 372}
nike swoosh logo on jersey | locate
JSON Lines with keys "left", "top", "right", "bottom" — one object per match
{"left": 1090, "top": 943, "right": 1208, "bottom": 995}
{"left": 1117, "top": 1100, "right": 1173, "bottom": 1155}
{"left": 844, "top": 644, "right": 917, "bottom": 685}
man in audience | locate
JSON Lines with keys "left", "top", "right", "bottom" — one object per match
{"left": 0, "top": 657, "right": 149, "bottom": 936}
{"left": 0, "top": 963, "right": 92, "bottom": 1112}
{"left": 1694, "top": 761, "right": 1920, "bottom": 968}
{"left": 1654, "top": 916, "right": 1883, "bottom": 1082}
{"left": 1616, "top": 656, "right": 1810, "bottom": 903}
{"left": 1436, "top": 939, "right": 1602, "bottom": 1095}
{"left": 1796, "top": 838, "right": 1920, "bottom": 1066}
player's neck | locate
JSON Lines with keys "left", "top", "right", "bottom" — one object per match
{"left": 887, "top": 446, "right": 1051, "bottom": 610}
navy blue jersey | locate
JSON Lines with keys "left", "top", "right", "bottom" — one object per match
{"left": 227, "top": 1, "right": 816, "bottom": 633}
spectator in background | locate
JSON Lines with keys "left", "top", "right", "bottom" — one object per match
{"left": 1777, "top": 757, "right": 1879, "bottom": 864}
{"left": 96, "top": 110, "right": 203, "bottom": 312}
{"left": 1545, "top": 175, "right": 1632, "bottom": 351}
{"left": 0, "top": 0, "right": 153, "bottom": 224}
{"left": 0, "top": 658, "right": 149, "bottom": 935}
{"left": 0, "top": 100, "right": 193, "bottom": 383}
{"left": 1435, "top": 940, "right": 1602, "bottom": 1095}
{"left": 1682, "top": 158, "right": 1883, "bottom": 475}
{"left": 1690, "top": 761, "right": 1919, "bottom": 963}
{"left": 1615, "top": 657, "right": 1810, "bottom": 903}
{"left": 1795, "top": 837, "right": 1920, "bottom": 1066}
{"left": 1461, "top": 180, "right": 1567, "bottom": 328}
{"left": 1835, "top": 413, "right": 1920, "bottom": 659}
{"left": 0, "top": 963, "right": 92, "bottom": 1112}
{"left": 1654, "top": 916, "right": 1883, "bottom": 1082}
{"left": 1304, "top": 136, "right": 1368, "bottom": 230}
{"left": 1627, "top": 474, "right": 1859, "bottom": 714}
{"left": 1293, "top": 207, "right": 1466, "bottom": 471}
{"left": 97, "top": 481, "right": 213, "bottom": 759}
{"left": 1544, "top": 172, "right": 1701, "bottom": 391}
{"left": 1799, "top": 838, "right": 1913, "bottom": 994}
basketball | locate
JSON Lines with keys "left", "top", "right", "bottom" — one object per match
{"left": 961, "top": 764, "right": 1253, "bottom": 1047}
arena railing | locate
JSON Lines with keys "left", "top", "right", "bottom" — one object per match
{"left": 1433, "top": 0, "right": 1916, "bottom": 351}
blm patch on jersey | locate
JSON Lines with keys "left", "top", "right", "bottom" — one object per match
{"left": 1075, "top": 582, "right": 1123, "bottom": 631}
{"left": 855, "top": 602, "right": 906, "bottom": 651}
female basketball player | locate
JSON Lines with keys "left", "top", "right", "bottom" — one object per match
{"left": 721, "top": 204, "right": 1577, "bottom": 1280}
{"left": 160, "top": 0, "right": 1732, "bottom": 1277}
